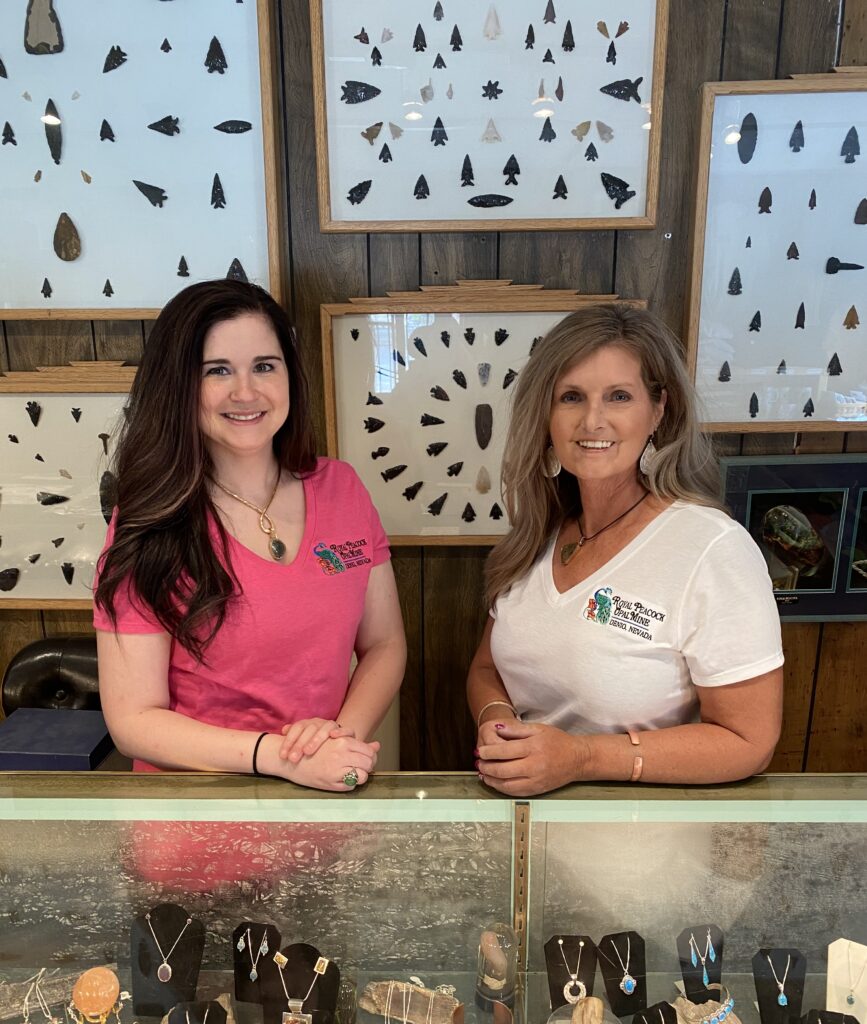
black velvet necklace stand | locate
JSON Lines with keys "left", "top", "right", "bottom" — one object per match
{"left": 753, "top": 948, "right": 807, "bottom": 1024}
{"left": 167, "top": 1001, "right": 227, "bottom": 1024}
{"left": 131, "top": 902, "right": 206, "bottom": 1017}
{"left": 261, "top": 943, "right": 340, "bottom": 1024}
{"left": 633, "top": 1002, "right": 678, "bottom": 1024}
{"left": 676, "top": 925, "right": 724, "bottom": 1004}
{"left": 544, "top": 934, "right": 598, "bottom": 1012}
{"left": 597, "top": 931, "right": 647, "bottom": 1017}
{"left": 801, "top": 1011, "right": 859, "bottom": 1024}
{"left": 233, "top": 921, "right": 283, "bottom": 1004}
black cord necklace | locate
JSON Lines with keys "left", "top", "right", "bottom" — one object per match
{"left": 560, "top": 491, "right": 649, "bottom": 566}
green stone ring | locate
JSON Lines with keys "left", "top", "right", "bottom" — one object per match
{"left": 342, "top": 768, "right": 359, "bottom": 788}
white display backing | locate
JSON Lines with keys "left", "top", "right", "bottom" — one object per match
{"left": 0, "top": 393, "right": 123, "bottom": 600}
{"left": 320, "top": 0, "right": 659, "bottom": 224}
{"left": 827, "top": 938, "right": 867, "bottom": 1017}
{"left": 0, "top": 1, "right": 270, "bottom": 311}
{"left": 331, "top": 310, "right": 574, "bottom": 537}
{"left": 695, "top": 90, "right": 867, "bottom": 425}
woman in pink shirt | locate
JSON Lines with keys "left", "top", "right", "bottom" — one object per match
{"left": 94, "top": 280, "right": 406, "bottom": 790}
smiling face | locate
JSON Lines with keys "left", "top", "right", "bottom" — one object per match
{"left": 198, "top": 312, "right": 290, "bottom": 463}
{"left": 549, "top": 343, "right": 665, "bottom": 486}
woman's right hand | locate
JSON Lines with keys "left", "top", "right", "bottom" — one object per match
{"left": 259, "top": 733, "right": 380, "bottom": 792}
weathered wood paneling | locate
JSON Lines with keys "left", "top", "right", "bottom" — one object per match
{"left": 2, "top": 0, "right": 866, "bottom": 772}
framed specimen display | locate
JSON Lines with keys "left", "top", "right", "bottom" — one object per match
{"left": 0, "top": 1, "right": 280, "bottom": 318}
{"left": 721, "top": 454, "right": 867, "bottom": 621}
{"left": 310, "top": 0, "right": 668, "bottom": 231}
{"left": 322, "top": 281, "right": 644, "bottom": 544}
{"left": 686, "top": 79, "right": 867, "bottom": 432}
{"left": 0, "top": 362, "right": 135, "bottom": 607}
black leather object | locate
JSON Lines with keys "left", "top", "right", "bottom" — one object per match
{"left": 1, "top": 636, "right": 100, "bottom": 715}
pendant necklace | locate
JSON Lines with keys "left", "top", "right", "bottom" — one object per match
{"left": 237, "top": 926, "right": 270, "bottom": 981}
{"left": 560, "top": 491, "right": 649, "bottom": 566}
{"left": 213, "top": 471, "right": 286, "bottom": 561}
{"left": 766, "top": 953, "right": 791, "bottom": 1007}
{"left": 558, "top": 938, "right": 587, "bottom": 1004}
{"left": 275, "top": 955, "right": 329, "bottom": 1024}
{"left": 185, "top": 1011, "right": 210, "bottom": 1024}
{"left": 848, "top": 942, "right": 867, "bottom": 1006}
{"left": 145, "top": 912, "right": 193, "bottom": 983}
{"left": 689, "top": 929, "right": 718, "bottom": 987}
{"left": 598, "top": 937, "right": 636, "bottom": 996}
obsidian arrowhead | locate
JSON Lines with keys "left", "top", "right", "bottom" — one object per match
{"left": 215, "top": 120, "right": 252, "bottom": 134}
{"left": 347, "top": 180, "right": 372, "bottom": 205}
{"left": 341, "top": 80, "right": 381, "bottom": 104}
{"left": 226, "top": 258, "right": 248, "bottom": 282}
{"left": 475, "top": 403, "right": 493, "bottom": 449}
{"left": 0, "top": 568, "right": 20, "bottom": 592}
{"left": 99, "top": 471, "right": 118, "bottom": 523}
{"left": 103, "top": 45, "right": 127, "bottom": 72}
{"left": 738, "top": 113, "right": 758, "bottom": 163}
{"left": 133, "top": 180, "right": 168, "bottom": 207}
{"left": 468, "top": 194, "right": 513, "bottom": 208}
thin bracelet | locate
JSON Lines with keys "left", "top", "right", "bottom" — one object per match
{"left": 626, "top": 729, "right": 643, "bottom": 782}
{"left": 252, "top": 731, "right": 269, "bottom": 776}
{"left": 476, "top": 699, "right": 518, "bottom": 728}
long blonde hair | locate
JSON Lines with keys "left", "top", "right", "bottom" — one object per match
{"left": 486, "top": 304, "right": 723, "bottom": 607}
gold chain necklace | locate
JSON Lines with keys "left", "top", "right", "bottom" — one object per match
{"left": 560, "top": 491, "right": 649, "bottom": 566}
{"left": 212, "top": 471, "right": 286, "bottom": 561}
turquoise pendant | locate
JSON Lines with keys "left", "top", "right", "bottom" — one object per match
{"left": 269, "top": 537, "right": 286, "bottom": 560}
{"left": 777, "top": 994, "right": 788, "bottom": 1007}
{"left": 703, "top": 965, "right": 709, "bottom": 987}
{"left": 848, "top": 995, "right": 856, "bottom": 1007}
{"left": 620, "top": 974, "right": 636, "bottom": 995}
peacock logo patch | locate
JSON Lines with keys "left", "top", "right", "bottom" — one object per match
{"left": 313, "top": 542, "right": 346, "bottom": 575}
{"left": 583, "top": 586, "right": 666, "bottom": 641}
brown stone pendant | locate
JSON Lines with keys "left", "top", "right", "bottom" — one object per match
{"left": 269, "top": 537, "right": 286, "bottom": 561}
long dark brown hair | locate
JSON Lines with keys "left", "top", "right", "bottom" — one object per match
{"left": 486, "top": 304, "right": 723, "bottom": 607}
{"left": 95, "top": 280, "right": 317, "bottom": 659}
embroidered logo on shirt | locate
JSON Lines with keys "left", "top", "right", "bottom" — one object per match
{"left": 313, "top": 538, "right": 371, "bottom": 575}
{"left": 583, "top": 587, "right": 666, "bottom": 641}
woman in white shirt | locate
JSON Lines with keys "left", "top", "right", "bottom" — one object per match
{"left": 468, "top": 305, "right": 783, "bottom": 795}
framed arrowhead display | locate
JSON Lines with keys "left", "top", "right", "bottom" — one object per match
{"left": 310, "top": 0, "right": 669, "bottom": 231}
{"left": 721, "top": 454, "right": 867, "bottom": 621}
{"left": 0, "top": 1, "right": 280, "bottom": 317}
{"left": 322, "top": 281, "right": 645, "bottom": 543}
{"left": 0, "top": 362, "right": 136, "bottom": 607}
{"left": 686, "top": 78, "right": 867, "bottom": 431}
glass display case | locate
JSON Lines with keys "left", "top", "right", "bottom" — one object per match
{"left": 0, "top": 774, "right": 865, "bottom": 1024}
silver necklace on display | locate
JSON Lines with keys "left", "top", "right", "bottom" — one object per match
{"left": 185, "top": 1011, "right": 210, "bottom": 1024}
{"left": 145, "top": 912, "right": 193, "bottom": 984}
{"left": 597, "top": 937, "right": 637, "bottom": 996}
{"left": 558, "top": 938, "right": 587, "bottom": 1004}
{"left": 689, "top": 929, "right": 718, "bottom": 987}
{"left": 237, "top": 926, "right": 270, "bottom": 981}
{"left": 848, "top": 942, "right": 867, "bottom": 1006}
{"left": 766, "top": 953, "right": 791, "bottom": 1007}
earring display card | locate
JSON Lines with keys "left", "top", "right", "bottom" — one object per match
{"left": 0, "top": 1, "right": 278, "bottom": 316}
{"left": 753, "top": 948, "right": 807, "bottom": 1024}
{"left": 676, "top": 925, "right": 724, "bottom": 1004}
{"left": 311, "top": 0, "right": 668, "bottom": 230}
{"left": 686, "top": 79, "right": 867, "bottom": 431}
{"left": 597, "top": 931, "right": 647, "bottom": 1017}
{"left": 0, "top": 363, "right": 136, "bottom": 607}
{"left": 323, "top": 283, "right": 640, "bottom": 542}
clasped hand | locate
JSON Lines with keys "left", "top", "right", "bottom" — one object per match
{"left": 476, "top": 720, "right": 589, "bottom": 797}
{"left": 278, "top": 718, "right": 379, "bottom": 792}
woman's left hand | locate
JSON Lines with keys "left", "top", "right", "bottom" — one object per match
{"left": 279, "top": 718, "right": 355, "bottom": 763}
{"left": 477, "top": 721, "right": 590, "bottom": 797}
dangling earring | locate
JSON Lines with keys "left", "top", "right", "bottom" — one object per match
{"left": 639, "top": 434, "right": 657, "bottom": 476}
{"left": 543, "top": 446, "right": 561, "bottom": 478}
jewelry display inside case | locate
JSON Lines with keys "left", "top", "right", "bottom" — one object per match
{"left": 0, "top": 774, "right": 865, "bottom": 1024}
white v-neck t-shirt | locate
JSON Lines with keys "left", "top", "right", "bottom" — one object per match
{"left": 490, "top": 502, "right": 784, "bottom": 734}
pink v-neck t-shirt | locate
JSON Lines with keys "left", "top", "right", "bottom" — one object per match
{"left": 93, "top": 458, "right": 390, "bottom": 754}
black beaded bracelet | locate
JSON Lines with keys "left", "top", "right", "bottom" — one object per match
{"left": 252, "top": 731, "right": 269, "bottom": 776}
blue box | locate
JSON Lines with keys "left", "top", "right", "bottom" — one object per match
{"left": 0, "top": 708, "right": 114, "bottom": 770}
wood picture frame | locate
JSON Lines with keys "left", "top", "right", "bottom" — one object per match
{"left": 721, "top": 454, "right": 867, "bottom": 621}
{"left": 0, "top": 362, "right": 136, "bottom": 608}
{"left": 0, "top": 0, "right": 282, "bottom": 319}
{"left": 322, "top": 281, "right": 646, "bottom": 544}
{"left": 686, "top": 78, "right": 867, "bottom": 432}
{"left": 310, "top": 0, "right": 668, "bottom": 232}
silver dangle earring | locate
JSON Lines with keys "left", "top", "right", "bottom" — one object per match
{"left": 639, "top": 434, "right": 657, "bottom": 476}
{"left": 543, "top": 446, "right": 561, "bottom": 478}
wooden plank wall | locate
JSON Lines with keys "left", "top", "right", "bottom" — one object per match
{"left": 1, "top": 0, "right": 865, "bottom": 773}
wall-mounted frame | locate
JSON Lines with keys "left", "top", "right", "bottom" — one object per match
{"left": 0, "top": 362, "right": 136, "bottom": 608}
{"left": 721, "top": 455, "right": 867, "bottom": 621}
{"left": 322, "top": 281, "right": 647, "bottom": 544}
{"left": 0, "top": 0, "right": 281, "bottom": 318}
{"left": 310, "top": 0, "right": 668, "bottom": 231}
{"left": 686, "top": 78, "right": 867, "bottom": 432}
